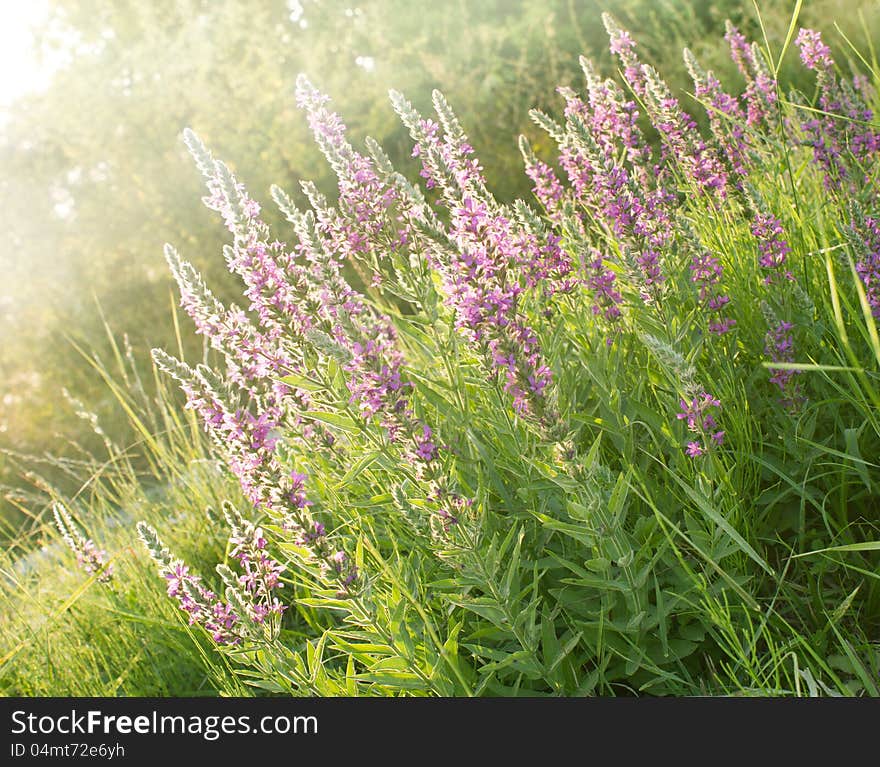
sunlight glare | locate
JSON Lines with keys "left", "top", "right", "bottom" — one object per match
{"left": 0, "top": 0, "right": 53, "bottom": 107}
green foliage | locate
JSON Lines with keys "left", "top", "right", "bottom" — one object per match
{"left": 0, "top": 348, "right": 250, "bottom": 695}
{"left": 4, "top": 0, "right": 880, "bottom": 527}
{"left": 2, "top": 1, "right": 880, "bottom": 699}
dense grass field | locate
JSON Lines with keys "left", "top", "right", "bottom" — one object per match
{"left": 2, "top": 2, "right": 880, "bottom": 697}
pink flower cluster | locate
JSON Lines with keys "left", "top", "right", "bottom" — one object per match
{"left": 676, "top": 392, "right": 725, "bottom": 458}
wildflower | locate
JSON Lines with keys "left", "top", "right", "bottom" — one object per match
{"left": 604, "top": 17, "right": 729, "bottom": 201}
{"left": 523, "top": 153, "right": 565, "bottom": 219}
{"left": 300, "top": 520, "right": 326, "bottom": 545}
{"left": 140, "top": 516, "right": 291, "bottom": 644}
{"left": 184, "top": 130, "right": 316, "bottom": 339}
{"left": 151, "top": 351, "right": 357, "bottom": 589}
{"left": 407, "top": 92, "right": 486, "bottom": 196}
{"left": 139, "top": 522, "right": 243, "bottom": 644}
{"left": 686, "top": 441, "right": 704, "bottom": 458}
{"left": 181, "top": 108, "right": 468, "bottom": 538}
{"left": 676, "top": 392, "right": 723, "bottom": 458}
{"left": 393, "top": 92, "right": 559, "bottom": 420}
{"left": 287, "top": 471, "right": 312, "bottom": 511}
{"left": 584, "top": 249, "right": 623, "bottom": 324}
{"left": 445, "top": 195, "right": 556, "bottom": 418}
{"left": 641, "top": 65, "right": 729, "bottom": 201}
{"left": 689, "top": 248, "right": 735, "bottom": 334}
{"left": 548, "top": 81, "right": 673, "bottom": 298}
{"left": 684, "top": 48, "right": 750, "bottom": 179}
{"left": 724, "top": 23, "right": 779, "bottom": 130}
{"left": 751, "top": 211, "right": 793, "bottom": 283}
{"left": 849, "top": 213, "right": 880, "bottom": 319}
{"left": 295, "top": 75, "right": 411, "bottom": 266}
{"left": 677, "top": 392, "right": 721, "bottom": 432}
{"left": 164, "top": 562, "right": 190, "bottom": 598}
{"left": 794, "top": 28, "right": 879, "bottom": 190}
{"left": 273, "top": 106, "right": 452, "bottom": 474}
{"left": 764, "top": 320, "right": 803, "bottom": 408}
{"left": 225, "top": 504, "right": 288, "bottom": 621}
{"left": 795, "top": 29, "right": 833, "bottom": 73}
{"left": 574, "top": 58, "right": 653, "bottom": 179}
{"left": 725, "top": 23, "right": 751, "bottom": 75}
{"left": 557, "top": 70, "right": 665, "bottom": 221}
{"left": 326, "top": 550, "right": 359, "bottom": 596}
{"left": 602, "top": 13, "right": 646, "bottom": 97}
{"left": 53, "top": 503, "right": 113, "bottom": 583}
{"left": 415, "top": 425, "right": 438, "bottom": 462}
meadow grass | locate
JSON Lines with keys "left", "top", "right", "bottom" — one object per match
{"left": 0, "top": 338, "right": 252, "bottom": 696}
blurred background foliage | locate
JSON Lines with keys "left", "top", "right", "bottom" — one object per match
{"left": 2, "top": 0, "right": 879, "bottom": 533}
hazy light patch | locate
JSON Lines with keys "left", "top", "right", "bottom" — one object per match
{"left": 0, "top": 1, "right": 54, "bottom": 107}
{"left": 355, "top": 55, "right": 375, "bottom": 72}
{"left": 288, "top": 0, "right": 308, "bottom": 28}
{"left": 50, "top": 184, "right": 75, "bottom": 220}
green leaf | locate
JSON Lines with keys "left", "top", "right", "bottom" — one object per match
{"left": 356, "top": 672, "right": 428, "bottom": 691}
{"left": 279, "top": 373, "right": 325, "bottom": 392}
{"left": 793, "top": 541, "right": 880, "bottom": 558}
{"left": 335, "top": 450, "right": 383, "bottom": 488}
{"left": 303, "top": 410, "right": 359, "bottom": 431}
{"left": 666, "top": 471, "right": 775, "bottom": 577}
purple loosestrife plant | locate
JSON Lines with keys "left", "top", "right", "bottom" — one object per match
{"left": 151, "top": 349, "right": 358, "bottom": 592}
{"left": 796, "top": 28, "right": 834, "bottom": 73}
{"left": 676, "top": 392, "right": 725, "bottom": 458}
{"left": 746, "top": 189, "right": 803, "bottom": 401}
{"left": 529, "top": 50, "right": 694, "bottom": 311}
{"left": 184, "top": 130, "right": 321, "bottom": 347}
{"left": 391, "top": 90, "right": 559, "bottom": 422}
{"left": 272, "top": 115, "right": 472, "bottom": 528}
{"left": 683, "top": 229, "right": 735, "bottom": 335}
{"left": 724, "top": 23, "right": 779, "bottom": 131}
{"left": 165, "top": 241, "right": 344, "bottom": 456}
{"left": 446, "top": 195, "right": 555, "bottom": 418}
{"left": 138, "top": 521, "right": 283, "bottom": 645}
{"left": 519, "top": 138, "right": 566, "bottom": 222}
{"left": 189, "top": 108, "right": 469, "bottom": 535}
{"left": 603, "top": 13, "right": 647, "bottom": 99}
{"left": 605, "top": 15, "right": 729, "bottom": 202}
{"left": 294, "top": 83, "right": 561, "bottom": 531}
{"left": 532, "top": 22, "right": 743, "bottom": 339}
{"left": 295, "top": 76, "right": 412, "bottom": 269}
{"left": 684, "top": 48, "right": 750, "bottom": 181}
{"left": 558, "top": 81, "right": 669, "bottom": 232}
{"left": 764, "top": 320, "right": 803, "bottom": 409}
{"left": 542, "top": 92, "right": 672, "bottom": 301}
{"left": 163, "top": 245, "right": 302, "bottom": 402}
{"left": 122, "top": 13, "right": 880, "bottom": 697}
{"left": 151, "top": 350, "right": 281, "bottom": 508}
{"left": 223, "top": 503, "right": 287, "bottom": 631}
{"left": 751, "top": 210, "right": 793, "bottom": 284}
{"left": 53, "top": 503, "right": 113, "bottom": 583}
{"left": 583, "top": 248, "right": 624, "bottom": 327}
{"left": 188, "top": 128, "right": 414, "bottom": 452}
{"left": 795, "top": 28, "right": 880, "bottom": 191}
{"left": 575, "top": 57, "right": 654, "bottom": 188}
{"left": 290, "top": 88, "right": 463, "bottom": 483}
{"left": 640, "top": 64, "right": 730, "bottom": 202}
{"left": 181, "top": 132, "right": 357, "bottom": 453}
{"left": 847, "top": 206, "right": 880, "bottom": 319}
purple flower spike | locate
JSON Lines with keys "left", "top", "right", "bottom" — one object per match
{"left": 677, "top": 392, "right": 724, "bottom": 458}
{"left": 795, "top": 29, "right": 834, "bottom": 72}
